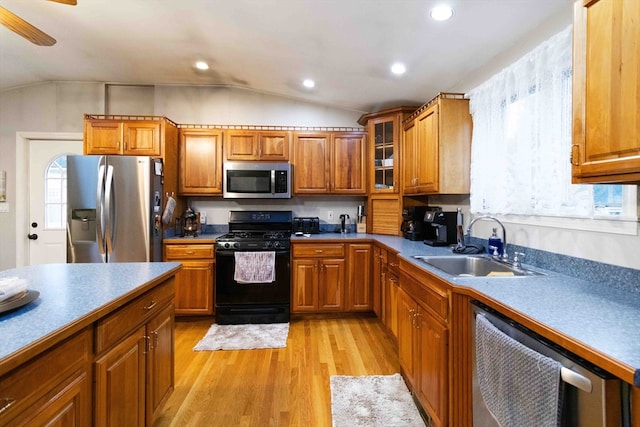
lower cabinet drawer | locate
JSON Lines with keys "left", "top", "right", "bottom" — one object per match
{"left": 292, "top": 243, "right": 345, "bottom": 258}
{"left": 0, "top": 329, "right": 92, "bottom": 426}
{"left": 165, "top": 244, "right": 215, "bottom": 259}
{"left": 95, "top": 279, "right": 174, "bottom": 353}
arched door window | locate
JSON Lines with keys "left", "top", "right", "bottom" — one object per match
{"left": 44, "top": 155, "right": 67, "bottom": 229}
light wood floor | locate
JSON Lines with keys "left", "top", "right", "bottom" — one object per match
{"left": 154, "top": 316, "right": 400, "bottom": 427}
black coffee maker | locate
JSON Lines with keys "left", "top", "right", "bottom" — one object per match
{"left": 401, "top": 206, "right": 430, "bottom": 240}
{"left": 424, "top": 210, "right": 458, "bottom": 246}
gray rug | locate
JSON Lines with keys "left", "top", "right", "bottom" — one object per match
{"left": 330, "top": 373, "right": 425, "bottom": 426}
{"left": 193, "top": 323, "right": 289, "bottom": 351}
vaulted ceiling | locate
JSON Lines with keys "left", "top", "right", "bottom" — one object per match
{"left": 0, "top": 0, "right": 571, "bottom": 112}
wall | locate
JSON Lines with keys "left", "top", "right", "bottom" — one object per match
{"left": 1, "top": 39, "right": 638, "bottom": 271}
{"left": 0, "top": 82, "right": 363, "bottom": 270}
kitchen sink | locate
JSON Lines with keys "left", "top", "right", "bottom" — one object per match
{"left": 412, "top": 255, "right": 544, "bottom": 277}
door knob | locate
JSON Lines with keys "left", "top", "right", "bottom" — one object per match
{"left": 27, "top": 233, "right": 38, "bottom": 240}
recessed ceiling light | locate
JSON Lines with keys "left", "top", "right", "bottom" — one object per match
{"left": 303, "top": 79, "right": 315, "bottom": 88}
{"left": 195, "top": 61, "right": 209, "bottom": 70}
{"left": 391, "top": 63, "right": 406, "bottom": 75}
{"left": 430, "top": 4, "right": 454, "bottom": 21}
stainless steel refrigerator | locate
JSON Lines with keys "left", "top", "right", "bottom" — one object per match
{"left": 66, "top": 156, "right": 164, "bottom": 263}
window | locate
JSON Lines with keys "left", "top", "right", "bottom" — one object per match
{"left": 467, "top": 26, "right": 636, "bottom": 223}
{"left": 45, "top": 155, "right": 67, "bottom": 229}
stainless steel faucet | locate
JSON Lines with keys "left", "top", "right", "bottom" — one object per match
{"left": 465, "top": 215, "right": 508, "bottom": 261}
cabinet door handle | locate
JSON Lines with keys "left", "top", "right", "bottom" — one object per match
{"left": 389, "top": 262, "right": 398, "bottom": 267}
{"left": 315, "top": 250, "right": 323, "bottom": 253}
{"left": 186, "top": 251, "right": 195, "bottom": 255}
{"left": 152, "top": 331, "right": 159, "bottom": 350}
{"left": 144, "top": 300, "right": 157, "bottom": 311}
{"left": 0, "top": 398, "right": 16, "bottom": 414}
{"left": 143, "top": 335, "right": 150, "bottom": 354}
{"left": 414, "top": 312, "right": 421, "bottom": 329}
{"left": 570, "top": 144, "right": 580, "bottom": 166}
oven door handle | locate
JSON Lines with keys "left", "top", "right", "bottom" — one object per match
{"left": 216, "top": 249, "right": 289, "bottom": 256}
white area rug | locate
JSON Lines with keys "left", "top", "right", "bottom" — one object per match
{"left": 330, "top": 374, "right": 425, "bottom": 427}
{"left": 193, "top": 323, "right": 289, "bottom": 351}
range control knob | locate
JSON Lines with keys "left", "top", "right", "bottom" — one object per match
{"left": 273, "top": 241, "right": 281, "bottom": 248}
{"left": 265, "top": 241, "right": 272, "bottom": 248}
{"left": 233, "top": 242, "right": 240, "bottom": 249}
{"left": 224, "top": 243, "right": 230, "bottom": 249}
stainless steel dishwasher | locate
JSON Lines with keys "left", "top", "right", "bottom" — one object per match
{"left": 471, "top": 301, "right": 630, "bottom": 427}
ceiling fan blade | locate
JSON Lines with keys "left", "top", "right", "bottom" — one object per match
{"left": 48, "top": 0, "right": 77, "bottom": 5}
{"left": 0, "top": 6, "right": 56, "bottom": 46}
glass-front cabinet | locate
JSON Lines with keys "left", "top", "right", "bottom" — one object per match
{"left": 373, "top": 119, "right": 396, "bottom": 191}
{"left": 358, "top": 106, "right": 418, "bottom": 194}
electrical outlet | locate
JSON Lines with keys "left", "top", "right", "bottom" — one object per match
{"left": 327, "top": 210, "right": 334, "bottom": 220}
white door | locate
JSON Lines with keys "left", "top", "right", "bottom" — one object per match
{"left": 28, "top": 140, "right": 83, "bottom": 265}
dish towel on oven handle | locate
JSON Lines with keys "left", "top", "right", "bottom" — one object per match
{"left": 234, "top": 251, "right": 276, "bottom": 284}
{"left": 475, "top": 314, "right": 564, "bottom": 427}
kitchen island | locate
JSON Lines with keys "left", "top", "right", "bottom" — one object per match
{"left": 0, "top": 262, "right": 181, "bottom": 426}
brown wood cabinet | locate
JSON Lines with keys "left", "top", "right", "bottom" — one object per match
{"left": 403, "top": 93, "right": 471, "bottom": 195}
{"left": 225, "top": 130, "right": 291, "bottom": 161}
{"left": 572, "top": 0, "right": 640, "bottom": 184}
{"left": 179, "top": 129, "right": 223, "bottom": 196}
{"left": 382, "top": 251, "right": 400, "bottom": 339}
{"left": 358, "top": 106, "right": 418, "bottom": 194}
{"left": 346, "top": 243, "right": 373, "bottom": 311}
{"left": 84, "top": 119, "right": 162, "bottom": 156}
{"left": 292, "top": 243, "right": 346, "bottom": 312}
{"left": 164, "top": 242, "right": 215, "bottom": 315}
{"left": 83, "top": 115, "right": 183, "bottom": 229}
{"left": 372, "top": 244, "right": 384, "bottom": 317}
{"left": 95, "top": 326, "right": 146, "bottom": 427}
{"left": 94, "top": 279, "right": 175, "bottom": 427}
{"left": 0, "top": 330, "right": 92, "bottom": 427}
{"left": 293, "top": 132, "right": 367, "bottom": 195}
{"left": 368, "top": 195, "right": 402, "bottom": 236}
{"left": 399, "top": 259, "right": 450, "bottom": 427}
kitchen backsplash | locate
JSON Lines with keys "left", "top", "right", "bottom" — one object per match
{"left": 469, "top": 237, "right": 640, "bottom": 294}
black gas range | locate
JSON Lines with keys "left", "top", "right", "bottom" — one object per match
{"left": 215, "top": 231, "right": 291, "bottom": 251}
{"left": 215, "top": 210, "right": 292, "bottom": 324}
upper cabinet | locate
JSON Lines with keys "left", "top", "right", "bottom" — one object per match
{"left": 83, "top": 115, "right": 182, "bottom": 228}
{"left": 84, "top": 117, "right": 162, "bottom": 156}
{"left": 225, "top": 130, "right": 291, "bottom": 161}
{"left": 572, "top": 0, "right": 640, "bottom": 184}
{"left": 293, "top": 131, "right": 367, "bottom": 195}
{"left": 358, "top": 107, "right": 418, "bottom": 194}
{"left": 179, "top": 129, "right": 223, "bottom": 196}
{"left": 402, "top": 94, "right": 472, "bottom": 195}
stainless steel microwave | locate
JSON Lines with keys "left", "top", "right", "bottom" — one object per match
{"left": 223, "top": 162, "right": 291, "bottom": 199}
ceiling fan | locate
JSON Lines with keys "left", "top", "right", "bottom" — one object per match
{"left": 0, "top": 0, "right": 76, "bottom": 46}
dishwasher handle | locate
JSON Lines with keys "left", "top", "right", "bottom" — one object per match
{"left": 561, "top": 367, "right": 592, "bottom": 393}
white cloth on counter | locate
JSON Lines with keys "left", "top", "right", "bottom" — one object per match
{"left": 233, "top": 251, "right": 276, "bottom": 284}
{"left": 0, "top": 277, "right": 28, "bottom": 303}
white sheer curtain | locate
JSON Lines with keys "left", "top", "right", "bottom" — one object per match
{"left": 467, "top": 26, "right": 594, "bottom": 217}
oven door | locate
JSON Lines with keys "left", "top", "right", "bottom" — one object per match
{"left": 215, "top": 249, "right": 290, "bottom": 305}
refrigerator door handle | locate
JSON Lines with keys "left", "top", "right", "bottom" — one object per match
{"left": 96, "top": 163, "right": 107, "bottom": 262}
{"left": 104, "top": 164, "right": 115, "bottom": 257}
